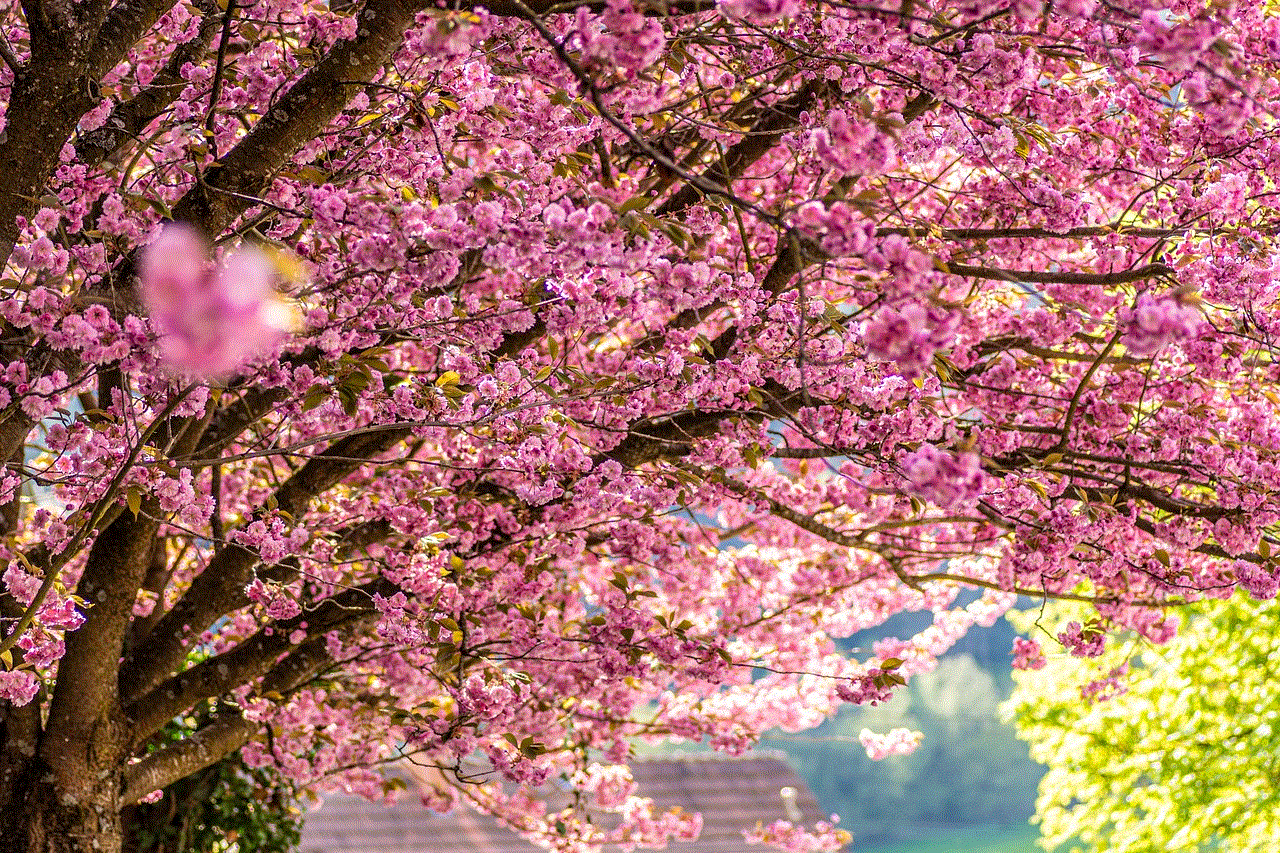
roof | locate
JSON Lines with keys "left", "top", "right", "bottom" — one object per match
{"left": 299, "top": 753, "right": 829, "bottom": 853}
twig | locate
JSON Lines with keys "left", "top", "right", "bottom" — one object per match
{"left": 204, "top": 0, "right": 239, "bottom": 158}
{"left": 0, "top": 33, "right": 22, "bottom": 78}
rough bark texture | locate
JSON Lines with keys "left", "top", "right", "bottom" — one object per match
{"left": 0, "top": 721, "right": 128, "bottom": 853}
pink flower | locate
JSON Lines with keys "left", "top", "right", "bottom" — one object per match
{"left": 1057, "top": 621, "right": 1106, "bottom": 657}
{"left": 1011, "top": 637, "right": 1046, "bottom": 670}
{"left": 139, "top": 224, "right": 296, "bottom": 378}
{"left": 903, "top": 444, "right": 986, "bottom": 509}
{"left": 813, "top": 111, "right": 896, "bottom": 176}
{"left": 0, "top": 669, "right": 39, "bottom": 706}
{"left": 863, "top": 302, "right": 959, "bottom": 377}
{"left": 859, "top": 727, "right": 922, "bottom": 760}
{"left": 574, "top": 763, "right": 637, "bottom": 810}
{"left": 744, "top": 818, "right": 849, "bottom": 852}
{"left": 1136, "top": 11, "right": 1223, "bottom": 76}
{"left": 1122, "top": 292, "right": 1202, "bottom": 356}
{"left": 1234, "top": 560, "right": 1280, "bottom": 600}
{"left": 836, "top": 670, "right": 895, "bottom": 705}
{"left": 577, "top": 0, "right": 666, "bottom": 73}
{"left": 719, "top": 0, "right": 800, "bottom": 22}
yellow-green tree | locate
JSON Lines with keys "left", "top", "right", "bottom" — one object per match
{"left": 1005, "top": 595, "right": 1280, "bottom": 853}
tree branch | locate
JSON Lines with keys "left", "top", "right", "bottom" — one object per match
{"left": 656, "top": 80, "right": 825, "bottom": 217}
{"left": 0, "top": 34, "right": 23, "bottom": 78}
{"left": 946, "top": 261, "right": 1176, "bottom": 286}
{"left": 126, "top": 578, "right": 393, "bottom": 741}
{"left": 120, "top": 712, "right": 257, "bottom": 806}
{"left": 76, "top": 1, "right": 221, "bottom": 167}
{"left": 89, "top": 0, "right": 183, "bottom": 78}
{"left": 118, "top": 428, "right": 409, "bottom": 706}
{"left": 169, "top": 0, "right": 430, "bottom": 236}
{"left": 0, "top": 0, "right": 182, "bottom": 262}
{"left": 120, "top": 631, "right": 353, "bottom": 804}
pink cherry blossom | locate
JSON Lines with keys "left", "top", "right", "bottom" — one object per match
{"left": 1235, "top": 560, "right": 1280, "bottom": 600}
{"left": 1058, "top": 622, "right": 1107, "bottom": 658}
{"left": 863, "top": 303, "right": 960, "bottom": 377}
{"left": 139, "top": 224, "right": 295, "bottom": 378}
{"left": 2, "top": 0, "right": 1280, "bottom": 848}
{"left": 0, "top": 670, "right": 39, "bottom": 706}
{"left": 859, "top": 727, "right": 923, "bottom": 760}
{"left": 1012, "top": 637, "right": 1047, "bottom": 671}
{"left": 719, "top": 0, "right": 801, "bottom": 22}
{"left": 903, "top": 445, "right": 987, "bottom": 509}
{"left": 1121, "top": 292, "right": 1202, "bottom": 356}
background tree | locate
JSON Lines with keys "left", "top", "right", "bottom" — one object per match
{"left": 1, "top": 0, "right": 1280, "bottom": 852}
{"left": 1005, "top": 593, "right": 1280, "bottom": 853}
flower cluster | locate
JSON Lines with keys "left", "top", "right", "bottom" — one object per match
{"left": 718, "top": 0, "right": 800, "bottom": 23}
{"left": 0, "top": 670, "right": 39, "bottom": 705}
{"left": 859, "top": 727, "right": 923, "bottom": 760}
{"left": 3, "top": 0, "right": 1280, "bottom": 845}
{"left": 863, "top": 303, "right": 959, "bottom": 377}
{"left": 1011, "top": 637, "right": 1047, "bottom": 671}
{"left": 576, "top": 0, "right": 666, "bottom": 75}
{"left": 139, "top": 224, "right": 297, "bottom": 378}
{"left": 1058, "top": 621, "right": 1107, "bottom": 658}
{"left": 743, "top": 818, "right": 851, "bottom": 853}
{"left": 902, "top": 445, "right": 986, "bottom": 510}
{"left": 1121, "top": 292, "right": 1202, "bottom": 356}
{"left": 1135, "top": 10, "right": 1227, "bottom": 76}
{"left": 836, "top": 669, "right": 897, "bottom": 705}
{"left": 1234, "top": 560, "right": 1280, "bottom": 600}
{"left": 812, "top": 110, "right": 897, "bottom": 176}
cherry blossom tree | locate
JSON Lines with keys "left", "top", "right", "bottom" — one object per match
{"left": 0, "top": 0, "right": 1278, "bottom": 851}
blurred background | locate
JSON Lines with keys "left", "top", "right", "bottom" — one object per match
{"left": 759, "top": 611, "right": 1043, "bottom": 853}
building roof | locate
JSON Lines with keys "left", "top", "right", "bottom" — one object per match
{"left": 299, "top": 753, "right": 828, "bottom": 853}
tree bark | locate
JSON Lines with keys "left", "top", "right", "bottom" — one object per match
{"left": 0, "top": 745, "right": 127, "bottom": 853}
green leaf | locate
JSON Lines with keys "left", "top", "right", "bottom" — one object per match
{"left": 618, "top": 196, "right": 650, "bottom": 215}
{"left": 126, "top": 486, "right": 142, "bottom": 519}
{"left": 302, "top": 384, "right": 329, "bottom": 411}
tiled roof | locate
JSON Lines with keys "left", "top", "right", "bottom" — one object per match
{"left": 300, "top": 753, "right": 829, "bottom": 853}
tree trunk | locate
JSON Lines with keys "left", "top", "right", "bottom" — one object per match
{"left": 0, "top": 716, "right": 127, "bottom": 853}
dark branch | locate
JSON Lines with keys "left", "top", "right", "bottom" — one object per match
{"left": 118, "top": 429, "right": 409, "bottom": 706}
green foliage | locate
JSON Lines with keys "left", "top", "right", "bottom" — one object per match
{"left": 128, "top": 703, "right": 305, "bottom": 853}
{"left": 1005, "top": 595, "right": 1280, "bottom": 853}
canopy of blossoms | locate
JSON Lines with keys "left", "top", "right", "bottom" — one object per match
{"left": 0, "top": 0, "right": 1278, "bottom": 850}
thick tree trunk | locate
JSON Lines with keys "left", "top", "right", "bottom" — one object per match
{"left": 0, "top": 697, "right": 130, "bottom": 853}
{"left": 0, "top": 754, "right": 124, "bottom": 853}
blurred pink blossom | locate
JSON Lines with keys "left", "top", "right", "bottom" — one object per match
{"left": 139, "top": 224, "right": 296, "bottom": 378}
{"left": 1122, "top": 292, "right": 1202, "bottom": 356}
{"left": 719, "top": 0, "right": 800, "bottom": 22}
{"left": 859, "top": 727, "right": 922, "bottom": 760}
{"left": 903, "top": 444, "right": 986, "bottom": 509}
